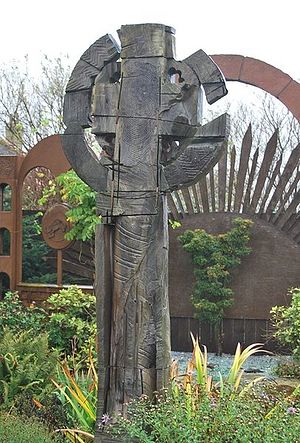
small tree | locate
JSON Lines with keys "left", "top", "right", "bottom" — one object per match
{"left": 179, "top": 217, "right": 253, "bottom": 355}
{"left": 270, "top": 287, "right": 300, "bottom": 360}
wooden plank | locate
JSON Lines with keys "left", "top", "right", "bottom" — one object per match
{"left": 258, "top": 154, "right": 282, "bottom": 214}
{"left": 233, "top": 319, "right": 246, "bottom": 346}
{"left": 182, "top": 188, "right": 194, "bottom": 214}
{"left": 218, "top": 148, "right": 227, "bottom": 211}
{"left": 199, "top": 176, "right": 210, "bottom": 212}
{"left": 183, "top": 49, "right": 228, "bottom": 104}
{"left": 191, "top": 184, "right": 201, "bottom": 212}
{"left": 167, "top": 193, "right": 180, "bottom": 219}
{"left": 234, "top": 124, "right": 252, "bottom": 212}
{"left": 66, "top": 34, "right": 120, "bottom": 92}
{"left": 163, "top": 114, "right": 229, "bottom": 191}
{"left": 173, "top": 190, "right": 185, "bottom": 216}
{"left": 170, "top": 317, "right": 179, "bottom": 351}
{"left": 222, "top": 318, "right": 235, "bottom": 354}
{"left": 209, "top": 170, "right": 216, "bottom": 212}
{"left": 266, "top": 143, "right": 300, "bottom": 220}
{"left": 275, "top": 189, "right": 300, "bottom": 229}
{"left": 194, "top": 182, "right": 203, "bottom": 212}
{"left": 249, "top": 130, "right": 278, "bottom": 213}
{"left": 227, "top": 146, "right": 236, "bottom": 212}
{"left": 270, "top": 170, "right": 300, "bottom": 223}
{"left": 119, "top": 23, "right": 175, "bottom": 59}
{"left": 243, "top": 148, "right": 259, "bottom": 212}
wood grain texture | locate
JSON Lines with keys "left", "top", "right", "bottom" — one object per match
{"left": 249, "top": 131, "right": 278, "bottom": 213}
{"left": 266, "top": 143, "right": 300, "bottom": 219}
{"left": 234, "top": 124, "right": 252, "bottom": 212}
{"left": 209, "top": 170, "right": 216, "bottom": 212}
{"left": 66, "top": 34, "right": 120, "bottom": 92}
{"left": 243, "top": 148, "right": 259, "bottom": 212}
{"left": 218, "top": 147, "right": 227, "bottom": 211}
{"left": 64, "top": 24, "right": 231, "bottom": 425}
{"left": 184, "top": 49, "right": 228, "bottom": 104}
{"left": 163, "top": 114, "right": 229, "bottom": 191}
{"left": 227, "top": 146, "right": 236, "bottom": 212}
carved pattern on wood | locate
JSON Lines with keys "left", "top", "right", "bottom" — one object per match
{"left": 61, "top": 24, "right": 230, "bottom": 439}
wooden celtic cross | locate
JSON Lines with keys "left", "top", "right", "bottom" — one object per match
{"left": 62, "top": 23, "right": 229, "bottom": 433}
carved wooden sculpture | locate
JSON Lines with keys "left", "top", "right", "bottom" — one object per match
{"left": 62, "top": 23, "right": 229, "bottom": 436}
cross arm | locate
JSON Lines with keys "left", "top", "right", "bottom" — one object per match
{"left": 162, "top": 113, "right": 230, "bottom": 191}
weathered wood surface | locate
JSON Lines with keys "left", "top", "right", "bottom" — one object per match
{"left": 243, "top": 148, "right": 259, "bottom": 212}
{"left": 249, "top": 131, "right": 278, "bottom": 213}
{"left": 163, "top": 114, "right": 229, "bottom": 191}
{"left": 266, "top": 143, "right": 300, "bottom": 220}
{"left": 227, "top": 146, "right": 236, "bottom": 211}
{"left": 218, "top": 144, "right": 227, "bottom": 211}
{"left": 62, "top": 24, "right": 230, "bottom": 439}
{"left": 234, "top": 124, "right": 252, "bottom": 212}
{"left": 184, "top": 49, "right": 228, "bottom": 104}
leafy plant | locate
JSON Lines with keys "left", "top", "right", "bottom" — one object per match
{"left": 0, "top": 291, "right": 46, "bottom": 336}
{"left": 46, "top": 286, "right": 96, "bottom": 363}
{"left": 0, "top": 330, "right": 58, "bottom": 408}
{"left": 0, "top": 413, "right": 63, "bottom": 443}
{"left": 108, "top": 338, "right": 299, "bottom": 443}
{"left": 274, "top": 360, "right": 300, "bottom": 378}
{"left": 179, "top": 217, "right": 253, "bottom": 354}
{"left": 52, "top": 352, "right": 97, "bottom": 442}
{"left": 270, "top": 287, "right": 300, "bottom": 360}
{"left": 39, "top": 170, "right": 100, "bottom": 241}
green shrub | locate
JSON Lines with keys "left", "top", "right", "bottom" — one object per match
{"left": 274, "top": 360, "right": 300, "bottom": 378}
{"left": 0, "top": 414, "right": 63, "bottom": 443}
{"left": 12, "top": 392, "right": 70, "bottom": 432}
{"left": 0, "top": 291, "right": 46, "bottom": 336}
{"left": 107, "top": 337, "right": 300, "bottom": 442}
{"left": 179, "top": 217, "right": 253, "bottom": 353}
{"left": 271, "top": 288, "right": 300, "bottom": 360}
{"left": 0, "top": 329, "right": 58, "bottom": 408}
{"left": 46, "top": 286, "right": 96, "bottom": 362}
{"left": 109, "top": 392, "right": 300, "bottom": 443}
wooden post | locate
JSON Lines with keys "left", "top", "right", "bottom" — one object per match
{"left": 57, "top": 249, "right": 62, "bottom": 286}
{"left": 61, "top": 23, "right": 229, "bottom": 433}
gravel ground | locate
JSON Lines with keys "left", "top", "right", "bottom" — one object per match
{"left": 172, "top": 351, "right": 293, "bottom": 379}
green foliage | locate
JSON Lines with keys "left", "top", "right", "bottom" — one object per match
{"left": 0, "top": 330, "right": 58, "bottom": 408}
{"left": 0, "top": 288, "right": 96, "bottom": 365}
{"left": 0, "top": 291, "right": 46, "bottom": 335}
{"left": 179, "top": 217, "right": 253, "bottom": 325}
{"left": 12, "top": 392, "right": 70, "bottom": 433}
{"left": 110, "top": 392, "right": 300, "bottom": 442}
{"left": 53, "top": 353, "right": 97, "bottom": 440}
{"left": 39, "top": 170, "right": 100, "bottom": 241}
{"left": 22, "top": 214, "right": 57, "bottom": 283}
{"left": 46, "top": 286, "right": 96, "bottom": 362}
{"left": 0, "top": 414, "right": 63, "bottom": 443}
{"left": 274, "top": 360, "right": 300, "bottom": 378}
{"left": 108, "top": 338, "right": 299, "bottom": 442}
{"left": 168, "top": 219, "right": 181, "bottom": 230}
{"left": 271, "top": 288, "right": 300, "bottom": 360}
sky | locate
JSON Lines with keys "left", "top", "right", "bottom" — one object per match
{"left": 0, "top": 0, "right": 299, "bottom": 82}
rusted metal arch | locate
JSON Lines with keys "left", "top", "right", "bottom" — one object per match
{"left": 211, "top": 54, "right": 300, "bottom": 123}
